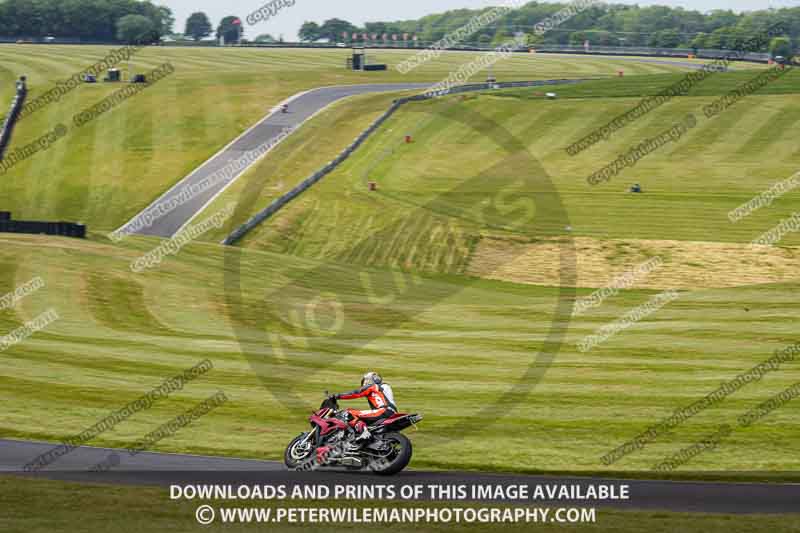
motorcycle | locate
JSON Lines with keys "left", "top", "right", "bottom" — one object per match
{"left": 284, "top": 394, "right": 423, "bottom": 476}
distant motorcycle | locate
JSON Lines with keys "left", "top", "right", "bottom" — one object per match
{"left": 284, "top": 394, "right": 422, "bottom": 476}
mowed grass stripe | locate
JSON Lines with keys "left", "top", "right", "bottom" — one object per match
{"left": 711, "top": 99, "right": 796, "bottom": 161}
{"left": 665, "top": 99, "right": 779, "bottom": 158}
{"left": 739, "top": 102, "right": 800, "bottom": 163}
{"left": 85, "top": 272, "right": 177, "bottom": 338}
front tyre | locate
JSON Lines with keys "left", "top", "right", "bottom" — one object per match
{"left": 284, "top": 433, "right": 314, "bottom": 470}
{"left": 371, "top": 432, "right": 412, "bottom": 476}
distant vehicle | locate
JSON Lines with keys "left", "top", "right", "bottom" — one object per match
{"left": 774, "top": 56, "right": 787, "bottom": 65}
{"left": 44, "top": 36, "right": 55, "bottom": 42}
{"left": 336, "top": 42, "right": 346, "bottom": 48}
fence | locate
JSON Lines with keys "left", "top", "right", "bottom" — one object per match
{"left": 0, "top": 36, "right": 122, "bottom": 44}
{"left": 0, "top": 77, "right": 28, "bottom": 161}
{"left": 178, "top": 43, "right": 771, "bottom": 63}
{"left": 530, "top": 44, "right": 772, "bottom": 63}
{"left": 3, "top": 38, "right": 774, "bottom": 63}
{"left": 222, "top": 79, "right": 582, "bottom": 245}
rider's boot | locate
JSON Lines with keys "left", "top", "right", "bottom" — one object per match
{"left": 352, "top": 420, "right": 371, "bottom": 442}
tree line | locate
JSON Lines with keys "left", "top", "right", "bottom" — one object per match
{"left": 1, "top": 0, "right": 798, "bottom": 57}
{"left": 298, "top": 3, "right": 800, "bottom": 56}
{"left": 0, "top": 0, "right": 173, "bottom": 42}
{"left": 0, "top": 1, "right": 268, "bottom": 45}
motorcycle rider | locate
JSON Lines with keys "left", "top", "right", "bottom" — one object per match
{"left": 332, "top": 372, "right": 396, "bottom": 442}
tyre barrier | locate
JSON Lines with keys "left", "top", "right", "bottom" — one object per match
{"left": 0, "top": 213, "right": 86, "bottom": 239}
{"left": 222, "top": 79, "right": 583, "bottom": 246}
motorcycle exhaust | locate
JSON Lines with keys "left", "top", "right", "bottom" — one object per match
{"left": 340, "top": 457, "right": 363, "bottom": 468}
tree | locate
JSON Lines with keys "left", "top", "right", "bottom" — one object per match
{"left": 527, "top": 32, "right": 545, "bottom": 47}
{"left": 364, "top": 22, "right": 388, "bottom": 36}
{"left": 569, "top": 31, "right": 590, "bottom": 46}
{"left": 217, "top": 16, "right": 243, "bottom": 44}
{"left": 594, "top": 31, "right": 617, "bottom": 46}
{"left": 649, "top": 29, "right": 682, "bottom": 48}
{"left": 706, "top": 9, "right": 739, "bottom": 32}
{"left": 185, "top": 12, "right": 212, "bottom": 41}
{"left": 705, "top": 26, "right": 735, "bottom": 49}
{"left": 491, "top": 28, "right": 512, "bottom": 47}
{"left": 254, "top": 33, "right": 276, "bottom": 43}
{"left": 298, "top": 21, "right": 321, "bottom": 42}
{"left": 770, "top": 36, "right": 794, "bottom": 58}
{"left": 116, "top": 14, "right": 155, "bottom": 44}
{"left": 690, "top": 32, "right": 709, "bottom": 50}
{"left": 318, "top": 18, "right": 357, "bottom": 42}
{"left": 155, "top": 6, "right": 175, "bottom": 37}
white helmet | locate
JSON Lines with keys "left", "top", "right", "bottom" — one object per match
{"left": 361, "top": 372, "right": 382, "bottom": 387}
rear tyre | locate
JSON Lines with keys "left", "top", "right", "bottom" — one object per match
{"left": 284, "top": 433, "right": 314, "bottom": 470}
{"left": 371, "top": 432, "right": 412, "bottom": 476}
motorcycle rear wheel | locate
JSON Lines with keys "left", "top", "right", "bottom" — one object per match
{"left": 371, "top": 432, "right": 412, "bottom": 476}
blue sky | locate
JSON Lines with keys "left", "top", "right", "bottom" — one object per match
{"left": 154, "top": 0, "right": 797, "bottom": 40}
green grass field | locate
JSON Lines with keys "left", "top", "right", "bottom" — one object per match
{"left": 0, "top": 48, "right": 798, "bottom": 479}
{"left": 0, "top": 45, "right": 718, "bottom": 232}
{"left": 1, "top": 227, "right": 799, "bottom": 475}
{"left": 220, "top": 69, "right": 800, "bottom": 252}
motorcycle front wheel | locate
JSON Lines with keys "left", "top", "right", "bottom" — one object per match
{"left": 284, "top": 433, "right": 315, "bottom": 469}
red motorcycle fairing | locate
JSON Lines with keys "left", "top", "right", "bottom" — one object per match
{"left": 381, "top": 413, "right": 409, "bottom": 425}
{"left": 310, "top": 411, "right": 348, "bottom": 436}
{"left": 378, "top": 413, "right": 422, "bottom": 431}
{"left": 316, "top": 445, "right": 332, "bottom": 464}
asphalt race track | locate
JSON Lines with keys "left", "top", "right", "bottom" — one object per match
{"left": 116, "top": 82, "right": 431, "bottom": 239}
{"left": 2, "top": 439, "right": 798, "bottom": 514}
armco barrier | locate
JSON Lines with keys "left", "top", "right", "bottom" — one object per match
{"left": 3, "top": 38, "right": 773, "bottom": 63}
{"left": 0, "top": 213, "right": 86, "bottom": 238}
{"left": 530, "top": 45, "right": 771, "bottom": 63}
{"left": 0, "top": 77, "right": 28, "bottom": 161}
{"left": 223, "top": 79, "right": 582, "bottom": 245}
